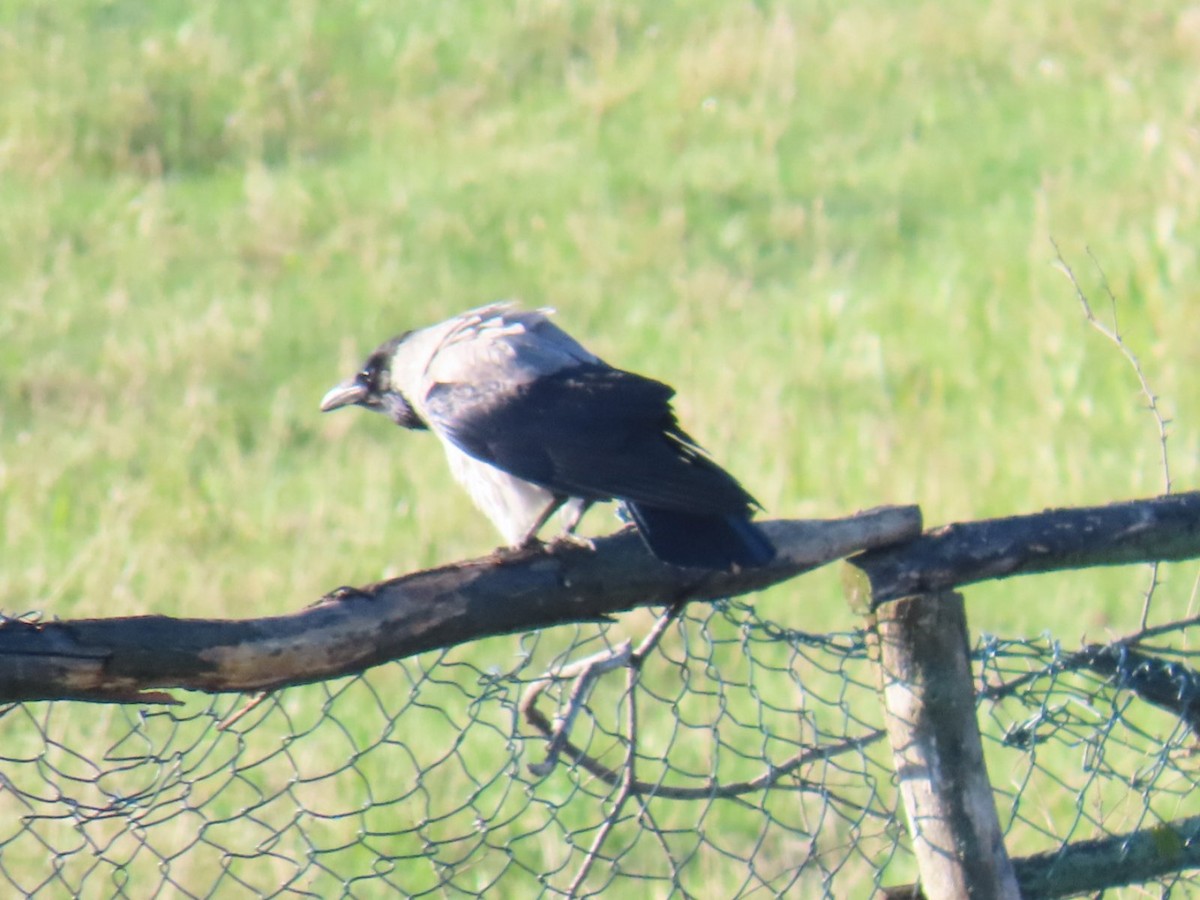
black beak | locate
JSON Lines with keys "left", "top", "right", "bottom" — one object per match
{"left": 320, "top": 379, "right": 368, "bottom": 412}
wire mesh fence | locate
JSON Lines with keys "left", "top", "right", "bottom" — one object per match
{"left": 2, "top": 592, "right": 1198, "bottom": 897}
{"left": 979, "top": 630, "right": 1200, "bottom": 892}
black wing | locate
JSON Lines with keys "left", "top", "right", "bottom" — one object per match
{"left": 424, "top": 364, "right": 759, "bottom": 516}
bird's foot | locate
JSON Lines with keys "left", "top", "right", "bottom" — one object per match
{"left": 490, "top": 539, "right": 548, "bottom": 564}
{"left": 547, "top": 532, "right": 596, "bottom": 555}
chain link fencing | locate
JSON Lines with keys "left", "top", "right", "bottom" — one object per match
{"left": 1, "top": 591, "right": 1198, "bottom": 897}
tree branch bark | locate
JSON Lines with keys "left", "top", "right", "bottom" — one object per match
{"left": 0, "top": 507, "right": 920, "bottom": 703}
{"left": 882, "top": 812, "right": 1200, "bottom": 898}
{"left": 846, "top": 492, "right": 1200, "bottom": 607}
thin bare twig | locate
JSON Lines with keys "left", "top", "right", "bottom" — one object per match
{"left": 1052, "top": 240, "right": 1172, "bottom": 630}
{"left": 632, "top": 602, "right": 685, "bottom": 660}
{"left": 217, "top": 691, "right": 270, "bottom": 731}
{"left": 529, "top": 711, "right": 887, "bottom": 802}
{"left": 566, "top": 636, "right": 642, "bottom": 897}
{"left": 561, "top": 602, "right": 686, "bottom": 893}
{"left": 1122, "top": 613, "right": 1200, "bottom": 646}
{"left": 522, "top": 642, "right": 633, "bottom": 777}
{"left": 521, "top": 605, "right": 888, "bottom": 804}
{"left": 522, "top": 602, "right": 689, "bottom": 779}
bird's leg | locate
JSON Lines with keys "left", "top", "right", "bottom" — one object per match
{"left": 491, "top": 499, "right": 565, "bottom": 563}
{"left": 560, "top": 500, "right": 594, "bottom": 536}
{"left": 549, "top": 499, "right": 596, "bottom": 553}
{"left": 495, "top": 497, "right": 595, "bottom": 563}
{"left": 515, "top": 495, "right": 570, "bottom": 550}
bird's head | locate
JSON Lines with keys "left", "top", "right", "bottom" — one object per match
{"left": 320, "top": 334, "right": 428, "bottom": 430}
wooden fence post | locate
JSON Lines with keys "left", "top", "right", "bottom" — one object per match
{"left": 872, "top": 590, "right": 1021, "bottom": 899}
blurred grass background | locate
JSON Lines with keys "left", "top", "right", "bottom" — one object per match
{"left": 5, "top": 0, "right": 1198, "bottom": 630}
{"left": 2, "top": 0, "right": 1200, "bottom": 891}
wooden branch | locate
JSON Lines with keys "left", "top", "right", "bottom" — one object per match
{"left": 874, "top": 591, "right": 1021, "bottom": 900}
{"left": 846, "top": 492, "right": 1200, "bottom": 607}
{"left": 1014, "top": 813, "right": 1200, "bottom": 898}
{"left": 1075, "top": 643, "right": 1200, "bottom": 737}
{"left": 883, "top": 813, "right": 1200, "bottom": 899}
{"left": 0, "top": 507, "right": 921, "bottom": 703}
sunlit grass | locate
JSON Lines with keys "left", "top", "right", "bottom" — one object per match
{"left": 2, "top": 0, "right": 1200, "bottom": 894}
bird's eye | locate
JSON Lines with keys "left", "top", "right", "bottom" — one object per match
{"left": 360, "top": 367, "right": 389, "bottom": 393}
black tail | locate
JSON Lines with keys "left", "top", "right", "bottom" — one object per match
{"left": 627, "top": 504, "right": 775, "bottom": 570}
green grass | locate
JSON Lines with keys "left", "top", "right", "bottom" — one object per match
{"left": 2, "top": 0, "right": 1200, "bottom": 895}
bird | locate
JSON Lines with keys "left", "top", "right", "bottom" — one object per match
{"left": 320, "top": 303, "right": 775, "bottom": 570}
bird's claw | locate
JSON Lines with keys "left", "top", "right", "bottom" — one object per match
{"left": 547, "top": 533, "right": 596, "bottom": 555}
{"left": 490, "top": 540, "right": 548, "bottom": 564}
